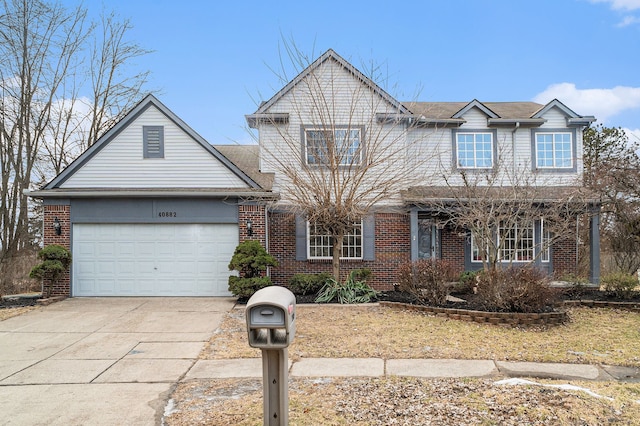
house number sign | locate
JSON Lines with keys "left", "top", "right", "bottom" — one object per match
{"left": 158, "top": 211, "right": 177, "bottom": 217}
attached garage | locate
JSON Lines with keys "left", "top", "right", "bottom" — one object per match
{"left": 73, "top": 223, "right": 237, "bottom": 296}
{"left": 28, "top": 95, "right": 273, "bottom": 298}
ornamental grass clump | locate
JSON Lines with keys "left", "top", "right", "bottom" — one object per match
{"left": 601, "top": 272, "right": 639, "bottom": 299}
{"left": 315, "top": 270, "right": 378, "bottom": 304}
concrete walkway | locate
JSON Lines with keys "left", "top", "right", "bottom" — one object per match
{"left": 186, "top": 357, "right": 640, "bottom": 382}
{"left": 0, "top": 297, "right": 236, "bottom": 426}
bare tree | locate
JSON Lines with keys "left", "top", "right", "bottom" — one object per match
{"left": 84, "top": 10, "right": 151, "bottom": 148}
{"left": 410, "top": 150, "right": 593, "bottom": 275}
{"left": 251, "top": 42, "right": 430, "bottom": 280}
{"left": 583, "top": 124, "right": 640, "bottom": 274}
{"left": 0, "top": 0, "right": 89, "bottom": 266}
{"left": 0, "top": 0, "right": 151, "bottom": 283}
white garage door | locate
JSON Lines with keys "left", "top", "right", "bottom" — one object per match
{"left": 72, "top": 223, "right": 238, "bottom": 296}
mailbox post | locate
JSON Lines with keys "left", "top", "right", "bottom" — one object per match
{"left": 246, "top": 286, "right": 296, "bottom": 426}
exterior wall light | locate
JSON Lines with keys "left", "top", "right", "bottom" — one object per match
{"left": 53, "top": 217, "right": 62, "bottom": 236}
{"left": 246, "top": 219, "right": 253, "bottom": 236}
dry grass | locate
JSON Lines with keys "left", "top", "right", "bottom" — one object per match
{"left": 166, "top": 377, "right": 640, "bottom": 425}
{"left": 167, "top": 304, "right": 640, "bottom": 425}
{"left": 0, "top": 305, "right": 37, "bottom": 321}
{"left": 203, "top": 304, "right": 640, "bottom": 367}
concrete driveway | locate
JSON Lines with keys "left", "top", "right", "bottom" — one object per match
{"left": 0, "top": 297, "right": 235, "bottom": 425}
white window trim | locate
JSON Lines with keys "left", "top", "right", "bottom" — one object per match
{"left": 541, "top": 217, "right": 551, "bottom": 263}
{"left": 498, "top": 220, "right": 534, "bottom": 262}
{"left": 471, "top": 220, "right": 546, "bottom": 263}
{"left": 304, "top": 127, "right": 362, "bottom": 166}
{"left": 307, "top": 221, "right": 363, "bottom": 260}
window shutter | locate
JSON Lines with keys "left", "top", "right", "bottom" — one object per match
{"left": 143, "top": 126, "right": 164, "bottom": 158}
{"left": 363, "top": 214, "right": 375, "bottom": 260}
{"left": 295, "top": 215, "right": 307, "bottom": 260}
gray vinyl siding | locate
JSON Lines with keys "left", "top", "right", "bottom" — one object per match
{"left": 70, "top": 198, "right": 238, "bottom": 224}
{"left": 60, "top": 106, "right": 249, "bottom": 189}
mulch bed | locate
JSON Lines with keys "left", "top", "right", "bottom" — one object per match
{"left": 0, "top": 296, "right": 39, "bottom": 309}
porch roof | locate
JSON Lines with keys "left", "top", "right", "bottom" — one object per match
{"left": 402, "top": 186, "right": 601, "bottom": 206}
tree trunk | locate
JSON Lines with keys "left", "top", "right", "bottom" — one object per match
{"left": 332, "top": 232, "right": 343, "bottom": 283}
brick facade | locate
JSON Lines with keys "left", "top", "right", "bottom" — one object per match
{"left": 238, "top": 204, "right": 267, "bottom": 245}
{"left": 552, "top": 235, "right": 578, "bottom": 278}
{"left": 440, "top": 226, "right": 466, "bottom": 275}
{"left": 267, "top": 211, "right": 411, "bottom": 291}
{"left": 42, "top": 204, "right": 71, "bottom": 298}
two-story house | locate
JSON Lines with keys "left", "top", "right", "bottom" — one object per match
{"left": 30, "top": 49, "right": 599, "bottom": 297}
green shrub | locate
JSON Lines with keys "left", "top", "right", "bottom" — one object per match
{"left": 475, "top": 267, "right": 558, "bottom": 313}
{"left": 228, "top": 276, "right": 273, "bottom": 299}
{"left": 29, "top": 245, "right": 72, "bottom": 298}
{"left": 351, "top": 268, "right": 373, "bottom": 283}
{"left": 397, "top": 259, "right": 457, "bottom": 306}
{"left": 315, "top": 271, "right": 379, "bottom": 304}
{"left": 227, "top": 240, "right": 278, "bottom": 298}
{"left": 455, "top": 270, "right": 478, "bottom": 294}
{"left": 288, "top": 273, "right": 331, "bottom": 295}
{"left": 602, "top": 272, "right": 638, "bottom": 299}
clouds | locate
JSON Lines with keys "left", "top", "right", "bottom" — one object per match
{"left": 589, "top": 0, "right": 640, "bottom": 11}
{"left": 533, "top": 83, "right": 640, "bottom": 142}
{"left": 533, "top": 83, "right": 640, "bottom": 122}
{"left": 589, "top": 0, "right": 640, "bottom": 26}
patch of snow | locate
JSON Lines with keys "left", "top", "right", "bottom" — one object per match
{"left": 494, "top": 378, "right": 614, "bottom": 401}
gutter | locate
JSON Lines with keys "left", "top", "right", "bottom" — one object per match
{"left": 24, "top": 189, "right": 279, "bottom": 200}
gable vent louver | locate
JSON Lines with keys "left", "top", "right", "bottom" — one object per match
{"left": 143, "top": 126, "right": 164, "bottom": 158}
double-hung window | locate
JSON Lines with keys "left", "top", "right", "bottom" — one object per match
{"left": 305, "top": 127, "right": 362, "bottom": 166}
{"left": 308, "top": 221, "right": 363, "bottom": 259}
{"left": 454, "top": 130, "right": 495, "bottom": 169}
{"left": 534, "top": 131, "right": 574, "bottom": 169}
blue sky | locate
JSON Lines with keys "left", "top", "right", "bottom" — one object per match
{"left": 72, "top": 0, "right": 640, "bottom": 144}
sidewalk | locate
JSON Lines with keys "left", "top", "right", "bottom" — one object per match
{"left": 185, "top": 357, "right": 640, "bottom": 382}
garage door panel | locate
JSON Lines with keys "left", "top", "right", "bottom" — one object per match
{"left": 73, "top": 224, "right": 237, "bottom": 296}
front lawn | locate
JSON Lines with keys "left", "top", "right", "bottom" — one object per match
{"left": 203, "top": 305, "right": 640, "bottom": 367}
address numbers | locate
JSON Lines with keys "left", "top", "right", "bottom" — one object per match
{"left": 158, "top": 211, "right": 177, "bottom": 217}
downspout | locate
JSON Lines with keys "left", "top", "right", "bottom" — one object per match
{"left": 265, "top": 206, "right": 270, "bottom": 278}
{"left": 512, "top": 122, "right": 520, "bottom": 175}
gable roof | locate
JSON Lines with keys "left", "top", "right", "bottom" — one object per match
{"left": 247, "top": 49, "right": 410, "bottom": 126}
{"left": 532, "top": 98, "right": 596, "bottom": 126}
{"left": 404, "top": 101, "right": 544, "bottom": 120}
{"left": 44, "top": 94, "right": 262, "bottom": 190}
{"left": 404, "top": 99, "right": 595, "bottom": 127}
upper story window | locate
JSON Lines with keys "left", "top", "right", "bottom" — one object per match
{"left": 304, "top": 127, "right": 362, "bottom": 166}
{"left": 533, "top": 130, "right": 575, "bottom": 170}
{"left": 453, "top": 130, "right": 495, "bottom": 169}
{"left": 308, "top": 221, "right": 363, "bottom": 259}
{"left": 143, "top": 126, "right": 164, "bottom": 158}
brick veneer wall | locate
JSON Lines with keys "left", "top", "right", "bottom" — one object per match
{"left": 238, "top": 204, "right": 266, "bottom": 245}
{"left": 42, "top": 205, "right": 71, "bottom": 298}
{"left": 267, "top": 211, "right": 411, "bottom": 291}
{"left": 440, "top": 226, "right": 466, "bottom": 275}
{"left": 552, "top": 235, "right": 578, "bottom": 278}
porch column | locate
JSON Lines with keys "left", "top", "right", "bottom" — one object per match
{"left": 410, "top": 209, "right": 419, "bottom": 261}
{"left": 589, "top": 208, "right": 601, "bottom": 284}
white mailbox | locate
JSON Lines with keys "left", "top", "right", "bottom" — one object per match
{"left": 246, "top": 286, "right": 296, "bottom": 349}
